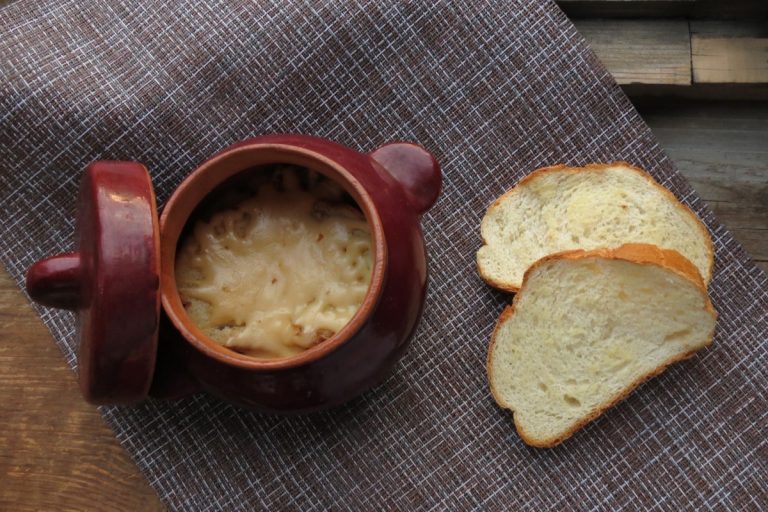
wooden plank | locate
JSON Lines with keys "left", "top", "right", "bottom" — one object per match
{"left": 574, "top": 20, "right": 692, "bottom": 85}
{"left": 692, "top": 39, "right": 768, "bottom": 83}
{"left": 0, "top": 270, "right": 164, "bottom": 512}
{"left": 727, "top": 230, "right": 768, "bottom": 265}
{"left": 638, "top": 100, "right": 768, "bottom": 268}
{"left": 690, "top": 21, "right": 768, "bottom": 38}
{"left": 691, "top": 22, "right": 768, "bottom": 84}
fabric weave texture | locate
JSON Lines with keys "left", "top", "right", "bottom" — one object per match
{"left": 1, "top": 1, "right": 766, "bottom": 510}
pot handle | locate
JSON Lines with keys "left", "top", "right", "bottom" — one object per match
{"left": 26, "top": 252, "right": 83, "bottom": 310}
{"left": 369, "top": 142, "right": 441, "bottom": 214}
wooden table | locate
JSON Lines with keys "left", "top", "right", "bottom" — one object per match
{"left": 0, "top": 272, "right": 164, "bottom": 511}
{"left": 0, "top": 98, "right": 766, "bottom": 510}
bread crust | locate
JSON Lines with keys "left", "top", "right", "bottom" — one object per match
{"left": 477, "top": 162, "right": 715, "bottom": 292}
{"left": 486, "top": 243, "right": 717, "bottom": 448}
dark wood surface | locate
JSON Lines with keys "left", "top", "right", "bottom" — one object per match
{"left": 1, "top": 100, "right": 766, "bottom": 510}
{"left": 637, "top": 101, "right": 768, "bottom": 271}
{"left": 574, "top": 19, "right": 693, "bottom": 85}
{"left": 573, "top": 20, "right": 768, "bottom": 87}
{"left": 0, "top": 270, "right": 165, "bottom": 511}
{"left": 557, "top": 0, "right": 768, "bottom": 19}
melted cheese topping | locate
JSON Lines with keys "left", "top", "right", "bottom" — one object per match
{"left": 175, "top": 171, "right": 373, "bottom": 359}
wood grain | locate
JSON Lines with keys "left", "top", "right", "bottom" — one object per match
{"left": 0, "top": 103, "right": 765, "bottom": 510}
{"left": 639, "top": 100, "right": 768, "bottom": 272}
{"left": 691, "top": 22, "right": 768, "bottom": 84}
{"left": 574, "top": 19, "right": 768, "bottom": 89}
{"left": 573, "top": 19, "right": 692, "bottom": 85}
{"left": 0, "top": 271, "right": 164, "bottom": 511}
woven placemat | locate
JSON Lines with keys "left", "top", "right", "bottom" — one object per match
{"left": 2, "top": 1, "right": 766, "bottom": 510}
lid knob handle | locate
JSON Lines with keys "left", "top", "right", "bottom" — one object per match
{"left": 26, "top": 252, "right": 83, "bottom": 310}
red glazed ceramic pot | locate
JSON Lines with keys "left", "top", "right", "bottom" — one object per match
{"left": 26, "top": 135, "right": 441, "bottom": 413}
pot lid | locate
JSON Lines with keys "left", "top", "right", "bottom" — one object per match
{"left": 26, "top": 161, "right": 161, "bottom": 404}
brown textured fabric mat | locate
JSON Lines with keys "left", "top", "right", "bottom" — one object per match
{"left": 2, "top": 1, "right": 766, "bottom": 510}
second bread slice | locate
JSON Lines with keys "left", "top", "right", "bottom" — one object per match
{"left": 477, "top": 162, "right": 714, "bottom": 292}
{"left": 488, "top": 244, "right": 717, "bottom": 447}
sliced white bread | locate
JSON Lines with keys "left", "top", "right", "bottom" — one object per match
{"left": 487, "top": 244, "right": 717, "bottom": 448}
{"left": 477, "top": 162, "right": 714, "bottom": 292}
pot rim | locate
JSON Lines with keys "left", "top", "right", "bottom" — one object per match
{"left": 159, "top": 142, "right": 387, "bottom": 371}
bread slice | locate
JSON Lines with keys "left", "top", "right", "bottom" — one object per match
{"left": 477, "top": 162, "right": 714, "bottom": 292}
{"left": 487, "top": 244, "right": 717, "bottom": 448}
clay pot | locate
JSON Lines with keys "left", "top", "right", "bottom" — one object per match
{"left": 26, "top": 135, "right": 441, "bottom": 412}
